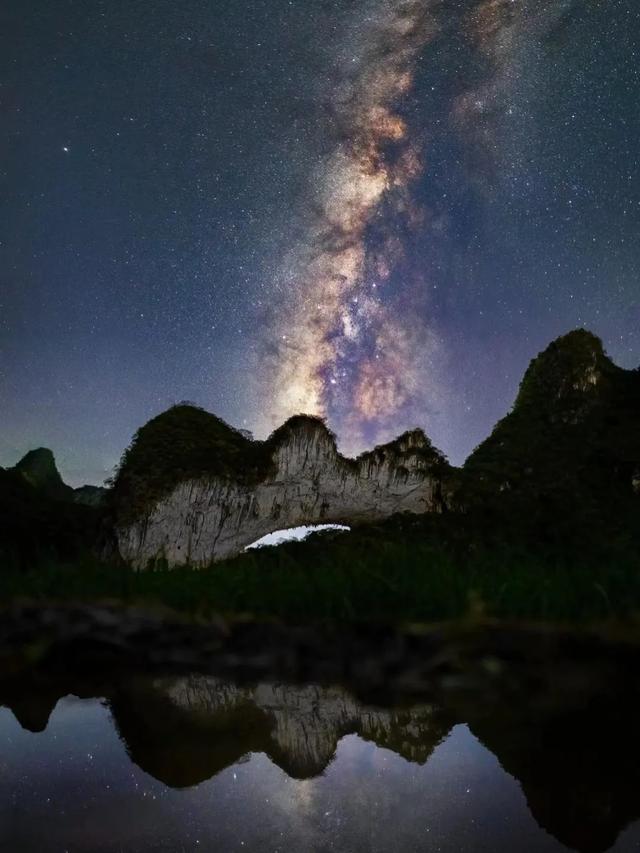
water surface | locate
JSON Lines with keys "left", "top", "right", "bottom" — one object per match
{"left": 1, "top": 671, "right": 640, "bottom": 852}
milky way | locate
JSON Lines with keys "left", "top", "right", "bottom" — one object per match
{"left": 259, "top": 0, "right": 442, "bottom": 453}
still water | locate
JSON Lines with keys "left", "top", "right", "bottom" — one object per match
{"left": 1, "top": 672, "right": 640, "bottom": 853}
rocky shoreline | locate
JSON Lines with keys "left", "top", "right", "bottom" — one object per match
{"left": 2, "top": 601, "right": 638, "bottom": 700}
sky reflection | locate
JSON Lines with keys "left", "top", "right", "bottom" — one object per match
{"left": 3, "top": 696, "right": 638, "bottom": 852}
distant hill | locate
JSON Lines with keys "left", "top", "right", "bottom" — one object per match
{"left": 0, "top": 449, "right": 108, "bottom": 566}
{"left": 11, "top": 448, "right": 107, "bottom": 507}
{"left": 0, "top": 466, "right": 102, "bottom": 567}
{"left": 14, "top": 448, "right": 72, "bottom": 501}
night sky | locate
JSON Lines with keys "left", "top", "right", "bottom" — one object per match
{"left": 2, "top": 0, "right": 639, "bottom": 486}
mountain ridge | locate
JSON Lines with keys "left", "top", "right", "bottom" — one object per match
{"left": 2, "top": 328, "right": 638, "bottom": 568}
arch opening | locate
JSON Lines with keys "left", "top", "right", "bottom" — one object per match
{"left": 245, "top": 524, "right": 350, "bottom": 551}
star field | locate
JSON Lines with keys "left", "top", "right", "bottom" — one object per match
{"left": 2, "top": 0, "right": 639, "bottom": 483}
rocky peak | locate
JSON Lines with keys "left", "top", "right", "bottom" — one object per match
{"left": 14, "top": 448, "right": 71, "bottom": 500}
{"left": 9, "top": 448, "right": 107, "bottom": 507}
{"left": 110, "top": 404, "right": 264, "bottom": 526}
{"left": 270, "top": 414, "right": 332, "bottom": 443}
{"left": 462, "top": 328, "right": 640, "bottom": 512}
{"left": 514, "top": 330, "right": 614, "bottom": 422}
{"left": 358, "top": 428, "right": 441, "bottom": 469}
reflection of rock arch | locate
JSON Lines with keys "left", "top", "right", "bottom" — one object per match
{"left": 4, "top": 693, "right": 60, "bottom": 733}
{"left": 109, "top": 676, "right": 453, "bottom": 786}
{"left": 109, "top": 681, "right": 274, "bottom": 788}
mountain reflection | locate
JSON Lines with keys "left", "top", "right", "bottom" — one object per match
{"left": 1, "top": 659, "right": 640, "bottom": 853}
{"left": 110, "top": 677, "right": 453, "bottom": 784}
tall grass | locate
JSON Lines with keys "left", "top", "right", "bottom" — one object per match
{"left": 2, "top": 526, "right": 640, "bottom": 625}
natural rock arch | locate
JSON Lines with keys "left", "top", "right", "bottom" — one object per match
{"left": 114, "top": 410, "right": 450, "bottom": 568}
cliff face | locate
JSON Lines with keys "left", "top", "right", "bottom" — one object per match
{"left": 115, "top": 415, "right": 449, "bottom": 568}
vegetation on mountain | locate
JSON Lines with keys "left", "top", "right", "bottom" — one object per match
{"left": 357, "top": 428, "right": 450, "bottom": 476}
{"left": 459, "top": 330, "right": 640, "bottom": 538}
{"left": 108, "top": 404, "right": 273, "bottom": 526}
{"left": 73, "top": 485, "right": 108, "bottom": 507}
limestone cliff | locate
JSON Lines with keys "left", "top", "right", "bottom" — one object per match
{"left": 113, "top": 410, "right": 450, "bottom": 567}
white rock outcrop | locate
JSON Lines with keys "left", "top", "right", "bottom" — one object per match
{"left": 116, "top": 419, "right": 448, "bottom": 568}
